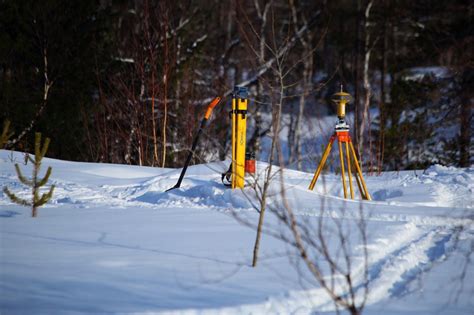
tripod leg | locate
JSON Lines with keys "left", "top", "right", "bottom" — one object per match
{"left": 352, "top": 167, "right": 366, "bottom": 200}
{"left": 338, "top": 140, "right": 348, "bottom": 198}
{"left": 345, "top": 141, "right": 354, "bottom": 199}
{"left": 349, "top": 141, "right": 371, "bottom": 200}
{"left": 308, "top": 137, "right": 334, "bottom": 190}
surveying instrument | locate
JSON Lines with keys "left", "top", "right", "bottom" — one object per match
{"left": 231, "top": 86, "right": 248, "bottom": 188}
{"left": 221, "top": 86, "right": 249, "bottom": 189}
{"left": 308, "top": 86, "right": 371, "bottom": 200}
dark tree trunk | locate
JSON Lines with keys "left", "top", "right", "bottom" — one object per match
{"left": 459, "top": 69, "right": 473, "bottom": 167}
{"left": 353, "top": 0, "right": 362, "bottom": 152}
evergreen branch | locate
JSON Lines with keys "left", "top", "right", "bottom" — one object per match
{"left": 3, "top": 187, "right": 31, "bottom": 206}
{"left": 15, "top": 164, "right": 33, "bottom": 187}
{"left": 40, "top": 137, "right": 51, "bottom": 159}
{"left": 36, "top": 185, "right": 55, "bottom": 206}
{"left": 1, "top": 120, "right": 14, "bottom": 148}
{"left": 37, "top": 167, "right": 52, "bottom": 187}
{"left": 1, "top": 120, "right": 10, "bottom": 142}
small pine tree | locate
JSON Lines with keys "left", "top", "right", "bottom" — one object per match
{"left": 3, "top": 132, "right": 55, "bottom": 217}
{"left": 1, "top": 119, "right": 14, "bottom": 148}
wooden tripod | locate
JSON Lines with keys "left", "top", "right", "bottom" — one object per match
{"left": 308, "top": 129, "right": 371, "bottom": 200}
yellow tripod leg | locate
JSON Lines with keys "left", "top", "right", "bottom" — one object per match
{"left": 349, "top": 141, "right": 371, "bottom": 200}
{"left": 353, "top": 169, "right": 366, "bottom": 200}
{"left": 338, "top": 140, "right": 348, "bottom": 198}
{"left": 345, "top": 141, "right": 355, "bottom": 199}
{"left": 309, "top": 137, "right": 334, "bottom": 190}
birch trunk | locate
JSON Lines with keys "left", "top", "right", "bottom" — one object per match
{"left": 357, "top": 0, "right": 373, "bottom": 159}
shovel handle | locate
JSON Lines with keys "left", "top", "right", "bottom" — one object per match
{"left": 204, "top": 97, "right": 221, "bottom": 119}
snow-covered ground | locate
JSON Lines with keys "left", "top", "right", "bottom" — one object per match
{"left": 0, "top": 150, "right": 473, "bottom": 314}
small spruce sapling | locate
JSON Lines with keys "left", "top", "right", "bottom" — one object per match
{"left": 3, "top": 132, "right": 55, "bottom": 217}
{"left": 1, "top": 119, "right": 14, "bottom": 148}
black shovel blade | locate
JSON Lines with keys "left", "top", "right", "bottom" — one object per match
{"left": 165, "top": 185, "right": 179, "bottom": 192}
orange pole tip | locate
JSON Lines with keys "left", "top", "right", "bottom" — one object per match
{"left": 204, "top": 97, "right": 221, "bottom": 119}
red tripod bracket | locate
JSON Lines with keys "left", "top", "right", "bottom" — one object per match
{"left": 335, "top": 130, "right": 351, "bottom": 143}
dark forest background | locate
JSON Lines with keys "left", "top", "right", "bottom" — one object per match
{"left": 1, "top": 0, "right": 472, "bottom": 171}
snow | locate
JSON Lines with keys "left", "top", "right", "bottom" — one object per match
{"left": 402, "top": 67, "right": 451, "bottom": 81}
{"left": 0, "top": 150, "right": 473, "bottom": 314}
{"left": 113, "top": 57, "right": 135, "bottom": 64}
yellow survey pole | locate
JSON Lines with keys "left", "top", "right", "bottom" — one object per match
{"left": 231, "top": 87, "right": 248, "bottom": 189}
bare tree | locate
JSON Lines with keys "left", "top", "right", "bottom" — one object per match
{"left": 231, "top": 4, "right": 370, "bottom": 314}
{"left": 8, "top": 47, "right": 53, "bottom": 149}
{"left": 248, "top": 0, "right": 272, "bottom": 157}
{"left": 357, "top": 0, "right": 375, "bottom": 161}
{"left": 234, "top": 0, "right": 328, "bottom": 267}
{"left": 288, "top": 0, "right": 316, "bottom": 170}
{"left": 235, "top": 0, "right": 287, "bottom": 267}
{"left": 99, "top": 1, "right": 213, "bottom": 167}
